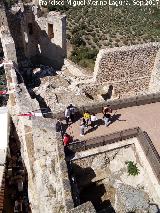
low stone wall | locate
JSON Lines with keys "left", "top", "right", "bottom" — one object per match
{"left": 93, "top": 43, "right": 160, "bottom": 98}
{"left": 4, "top": 62, "right": 39, "bottom": 113}
{"left": 50, "top": 92, "right": 160, "bottom": 120}
{"left": 55, "top": 132, "right": 74, "bottom": 211}
{"left": 53, "top": 131, "right": 96, "bottom": 212}
{"left": 68, "top": 127, "right": 160, "bottom": 184}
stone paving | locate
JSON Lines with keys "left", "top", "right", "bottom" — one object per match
{"left": 66, "top": 102, "right": 160, "bottom": 155}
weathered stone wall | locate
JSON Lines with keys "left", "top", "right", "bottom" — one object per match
{"left": 1, "top": 2, "right": 66, "bottom": 68}
{"left": 0, "top": 1, "right": 8, "bottom": 28}
{"left": 36, "top": 11, "right": 66, "bottom": 68}
{"left": 19, "top": 5, "right": 66, "bottom": 68}
{"left": 5, "top": 62, "right": 41, "bottom": 212}
{"left": 71, "top": 140, "right": 160, "bottom": 210}
{"left": 4, "top": 62, "right": 95, "bottom": 213}
{"left": 0, "top": 30, "right": 17, "bottom": 62}
{"left": 93, "top": 43, "right": 160, "bottom": 98}
{"left": 149, "top": 49, "right": 160, "bottom": 93}
{"left": 0, "top": 1, "right": 17, "bottom": 62}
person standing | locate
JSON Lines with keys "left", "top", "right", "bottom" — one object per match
{"left": 103, "top": 105, "right": 112, "bottom": 115}
{"left": 83, "top": 111, "right": 91, "bottom": 127}
{"left": 103, "top": 112, "right": 111, "bottom": 127}
{"left": 69, "top": 104, "right": 76, "bottom": 123}
{"left": 56, "top": 120, "right": 63, "bottom": 135}
{"left": 64, "top": 106, "right": 70, "bottom": 126}
{"left": 80, "top": 118, "right": 86, "bottom": 136}
{"left": 63, "top": 133, "right": 71, "bottom": 146}
{"left": 91, "top": 113, "right": 98, "bottom": 128}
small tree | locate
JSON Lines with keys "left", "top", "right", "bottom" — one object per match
{"left": 125, "top": 161, "right": 140, "bottom": 176}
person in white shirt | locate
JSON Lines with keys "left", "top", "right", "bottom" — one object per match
{"left": 91, "top": 113, "right": 98, "bottom": 128}
{"left": 64, "top": 106, "right": 71, "bottom": 125}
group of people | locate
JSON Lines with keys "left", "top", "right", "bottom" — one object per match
{"left": 80, "top": 105, "right": 112, "bottom": 136}
{"left": 61, "top": 104, "right": 113, "bottom": 146}
{"left": 64, "top": 104, "right": 76, "bottom": 126}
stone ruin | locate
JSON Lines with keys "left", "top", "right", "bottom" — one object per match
{"left": 1, "top": 0, "right": 160, "bottom": 112}
{"left": 69, "top": 139, "right": 160, "bottom": 212}
{"left": 0, "top": 0, "right": 160, "bottom": 212}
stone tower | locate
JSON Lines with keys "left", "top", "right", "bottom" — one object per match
{"left": 20, "top": 6, "right": 67, "bottom": 69}
{"left": 47, "top": 11, "right": 67, "bottom": 58}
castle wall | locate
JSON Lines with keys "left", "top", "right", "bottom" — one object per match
{"left": 93, "top": 43, "right": 160, "bottom": 98}
{"left": 20, "top": 7, "right": 66, "bottom": 69}
{"left": 149, "top": 49, "right": 160, "bottom": 92}
{"left": 4, "top": 61, "right": 94, "bottom": 213}
{"left": 0, "top": 2, "right": 8, "bottom": 28}
{"left": 0, "top": 1, "right": 17, "bottom": 62}
{"left": 35, "top": 11, "right": 66, "bottom": 68}
{"left": 0, "top": 30, "right": 17, "bottom": 62}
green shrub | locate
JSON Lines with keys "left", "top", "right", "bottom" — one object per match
{"left": 125, "top": 161, "right": 140, "bottom": 176}
{"left": 93, "top": 37, "right": 99, "bottom": 43}
{"left": 70, "top": 34, "right": 86, "bottom": 47}
{"left": 66, "top": 34, "right": 71, "bottom": 40}
{"left": 70, "top": 47, "right": 98, "bottom": 69}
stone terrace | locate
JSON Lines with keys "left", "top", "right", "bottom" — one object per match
{"left": 66, "top": 102, "right": 160, "bottom": 154}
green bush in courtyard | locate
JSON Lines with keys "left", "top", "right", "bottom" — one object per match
{"left": 125, "top": 161, "right": 140, "bottom": 176}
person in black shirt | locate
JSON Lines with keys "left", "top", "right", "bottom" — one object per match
{"left": 103, "top": 113, "right": 111, "bottom": 127}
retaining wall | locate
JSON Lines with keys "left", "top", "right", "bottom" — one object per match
{"left": 93, "top": 43, "right": 160, "bottom": 98}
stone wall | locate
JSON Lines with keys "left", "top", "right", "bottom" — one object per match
{"left": 0, "top": 1, "right": 8, "bottom": 28}
{"left": 4, "top": 61, "right": 95, "bottom": 213}
{"left": 0, "top": 1, "right": 17, "bottom": 63}
{"left": 4, "top": 62, "right": 41, "bottom": 212}
{"left": 149, "top": 49, "right": 160, "bottom": 93}
{"left": 93, "top": 43, "right": 160, "bottom": 98}
{"left": 36, "top": 11, "right": 66, "bottom": 68}
{"left": 1, "top": 2, "right": 66, "bottom": 68}
{"left": 71, "top": 138, "right": 160, "bottom": 210}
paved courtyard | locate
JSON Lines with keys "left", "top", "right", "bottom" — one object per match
{"left": 66, "top": 102, "right": 160, "bottom": 155}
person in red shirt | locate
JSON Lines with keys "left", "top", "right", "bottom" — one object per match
{"left": 63, "top": 133, "right": 71, "bottom": 146}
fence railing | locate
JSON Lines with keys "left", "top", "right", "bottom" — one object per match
{"left": 68, "top": 127, "right": 160, "bottom": 183}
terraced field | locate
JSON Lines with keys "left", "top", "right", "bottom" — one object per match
{"left": 65, "top": 5, "right": 160, "bottom": 48}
